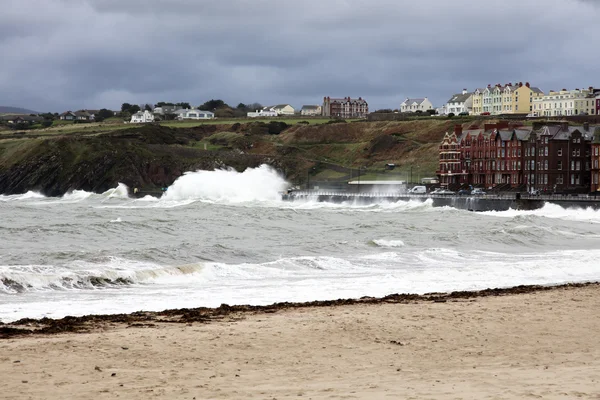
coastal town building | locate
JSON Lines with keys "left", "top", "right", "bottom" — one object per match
{"left": 471, "top": 89, "right": 484, "bottom": 115}
{"left": 152, "top": 105, "right": 178, "bottom": 116}
{"left": 399, "top": 98, "right": 434, "bottom": 113}
{"left": 444, "top": 90, "right": 473, "bottom": 115}
{"left": 592, "top": 128, "right": 600, "bottom": 192}
{"left": 532, "top": 87, "right": 597, "bottom": 117}
{"left": 322, "top": 97, "right": 368, "bottom": 118}
{"left": 437, "top": 123, "right": 596, "bottom": 193}
{"left": 59, "top": 110, "right": 96, "bottom": 121}
{"left": 174, "top": 108, "right": 214, "bottom": 120}
{"left": 301, "top": 105, "right": 322, "bottom": 116}
{"left": 247, "top": 109, "right": 278, "bottom": 118}
{"left": 130, "top": 110, "right": 155, "bottom": 123}
{"left": 263, "top": 104, "right": 295, "bottom": 116}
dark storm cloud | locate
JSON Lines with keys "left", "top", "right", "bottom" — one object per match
{"left": 1, "top": 0, "right": 599, "bottom": 112}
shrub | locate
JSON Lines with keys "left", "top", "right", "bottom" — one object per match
{"left": 447, "top": 113, "right": 455, "bottom": 119}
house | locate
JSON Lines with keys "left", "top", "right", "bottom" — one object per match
{"left": 471, "top": 89, "right": 484, "bottom": 115}
{"left": 263, "top": 104, "right": 295, "bottom": 116}
{"left": 592, "top": 127, "right": 600, "bottom": 192}
{"left": 247, "top": 109, "right": 278, "bottom": 118}
{"left": 399, "top": 98, "right": 434, "bottom": 113}
{"left": 59, "top": 111, "right": 77, "bottom": 120}
{"left": 532, "top": 87, "right": 596, "bottom": 117}
{"left": 444, "top": 90, "right": 473, "bottom": 115}
{"left": 0, "top": 115, "right": 43, "bottom": 124}
{"left": 322, "top": 97, "right": 368, "bottom": 118}
{"left": 436, "top": 122, "right": 596, "bottom": 193}
{"left": 130, "top": 110, "right": 155, "bottom": 123}
{"left": 300, "top": 105, "right": 322, "bottom": 116}
{"left": 173, "top": 108, "right": 214, "bottom": 120}
{"left": 512, "top": 82, "right": 544, "bottom": 115}
{"left": 152, "top": 105, "right": 178, "bottom": 116}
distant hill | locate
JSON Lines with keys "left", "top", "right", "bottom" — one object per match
{"left": 0, "top": 106, "right": 39, "bottom": 115}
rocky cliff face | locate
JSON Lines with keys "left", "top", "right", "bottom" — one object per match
{"left": 0, "top": 125, "right": 300, "bottom": 196}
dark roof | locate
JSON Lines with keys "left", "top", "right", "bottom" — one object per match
{"left": 301, "top": 105, "right": 320, "bottom": 110}
{"left": 446, "top": 93, "right": 472, "bottom": 104}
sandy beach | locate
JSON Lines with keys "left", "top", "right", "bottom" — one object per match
{"left": 1, "top": 284, "right": 600, "bottom": 399}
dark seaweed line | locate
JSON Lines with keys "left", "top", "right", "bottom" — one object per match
{"left": 1, "top": 281, "right": 597, "bottom": 339}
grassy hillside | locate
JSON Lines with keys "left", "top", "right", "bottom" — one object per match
{"left": 0, "top": 119, "right": 473, "bottom": 195}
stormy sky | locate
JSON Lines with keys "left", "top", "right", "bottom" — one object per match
{"left": 2, "top": 0, "right": 599, "bottom": 113}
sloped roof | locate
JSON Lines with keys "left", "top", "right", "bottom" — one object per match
{"left": 446, "top": 92, "right": 472, "bottom": 104}
{"left": 301, "top": 105, "right": 320, "bottom": 110}
{"left": 530, "top": 87, "right": 544, "bottom": 94}
{"left": 402, "top": 98, "right": 426, "bottom": 105}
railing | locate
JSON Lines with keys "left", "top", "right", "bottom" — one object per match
{"left": 284, "top": 191, "right": 600, "bottom": 202}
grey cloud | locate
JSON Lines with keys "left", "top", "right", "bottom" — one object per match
{"left": 1, "top": 0, "right": 599, "bottom": 112}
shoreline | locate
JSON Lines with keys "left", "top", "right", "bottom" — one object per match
{"left": 2, "top": 281, "right": 597, "bottom": 339}
{"left": 2, "top": 281, "right": 600, "bottom": 399}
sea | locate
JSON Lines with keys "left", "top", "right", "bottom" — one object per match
{"left": 1, "top": 165, "right": 600, "bottom": 323}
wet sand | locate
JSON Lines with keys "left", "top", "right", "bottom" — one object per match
{"left": 1, "top": 283, "right": 600, "bottom": 399}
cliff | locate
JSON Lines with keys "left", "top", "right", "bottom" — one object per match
{"left": 0, "top": 119, "right": 464, "bottom": 196}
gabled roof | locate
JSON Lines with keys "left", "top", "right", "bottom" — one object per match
{"left": 301, "top": 105, "right": 320, "bottom": 110}
{"left": 446, "top": 92, "right": 472, "bottom": 104}
{"left": 402, "top": 98, "right": 426, "bottom": 105}
{"left": 530, "top": 87, "right": 543, "bottom": 94}
{"left": 60, "top": 111, "right": 76, "bottom": 116}
{"left": 272, "top": 104, "right": 293, "bottom": 110}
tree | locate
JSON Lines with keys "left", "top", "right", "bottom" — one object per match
{"left": 41, "top": 120, "right": 53, "bottom": 128}
{"left": 144, "top": 104, "right": 153, "bottom": 112}
{"left": 175, "top": 102, "right": 191, "bottom": 109}
{"left": 155, "top": 102, "right": 174, "bottom": 107}
{"left": 247, "top": 103, "right": 263, "bottom": 111}
{"left": 129, "top": 105, "right": 141, "bottom": 114}
{"left": 199, "top": 99, "right": 227, "bottom": 111}
{"left": 237, "top": 103, "right": 247, "bottom": 109}
{"left": 97, "top": 109, "right": 114, "bottom": 120}
{"left": 121, "top": 103, "right": 133, "bottom": 113}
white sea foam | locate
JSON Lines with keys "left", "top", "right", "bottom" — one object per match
{"left": 372, "top": 239, "right": 405, "bottom": 248}
{"left": 482, "top": 203, "right": 600, "bottom": 224}
{"left": 162, "top": 165, "right": 288, "bottom": 203}
{"left": 0, "top": 191, "right": 45, "bottom": 201}
{"left": 3, "top": 248, "right": 600, "bottom": 322}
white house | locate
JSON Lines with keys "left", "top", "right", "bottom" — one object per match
{"left": 301, "top": 105, "right": 322, "bottom": 116}
{"left": 247, "top": 109, "right": 278, "bottom": 118}
{"left": 444, "top": 89, "right": 474, "bottom": 115}
{"left": 399, "top": 98, "right": 434, "bottom": 113}
{"left": 174, "top": 108, "right": 214, "bottom": 120}
{"left": 130, "top": 110, "right": 155, "bottom": 123}
{"left": 263, "top": 104, "right": 295, "bottom": 116}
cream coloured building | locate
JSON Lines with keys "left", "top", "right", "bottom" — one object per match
{"left": 532, "top": 88, "right": 595, "bottom": 116}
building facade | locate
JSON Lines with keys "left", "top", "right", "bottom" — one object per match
{"left": 174, "top": 108, "right": 214, "bottom": 120}
{"left": 532, "top": 88, "right": 596, "bottom": 117}
{"left": 444, "top": 90, "right": 473, "bottom": 115}
{"left": 592, "top": 128, "right": 600, "bottom": 192}
{"left": 301, "top": 105, "right": 322, "bottom": 116}
{"left": 437, "top": 123, "right": 596, "bottom": 193}
{"left": 399, "top": 98, "right": 434, "bottom": 113}
{"left": 322, "top": 97, "right": 368, "bottom": 118}
{"left": 130, "top": 110, "right": 155, "bottom": 123}
{"left": 264, "top": 104, "right": 295, "bottom": 116}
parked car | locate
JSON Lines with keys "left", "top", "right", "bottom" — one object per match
{"left": 481, "top": 112, "right": 490, "bottom": 116}
{"left": 431, "top": 188, "right": 455, "bottom": 195}
{"left": 458, "top": 189, "right": 470, "bottom": 196}
{"left": 408, "top": 185, "right": 427, "bottom": 194}
{"left": 471, "top": 188, "right": 486, "bottom": 195}
{"left": 458, "top": 112, "right": 469, "bottom": 116}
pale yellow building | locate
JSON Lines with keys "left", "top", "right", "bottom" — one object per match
{"left": 471, "top": 88, "right": 484, "bottom": 115}
{"left": 512, "top": 82, "right": 544, "bottom": 115}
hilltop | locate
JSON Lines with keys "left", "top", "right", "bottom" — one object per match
{"left": 0, "top": 118, "right": 485, "bottom": 196}
{"left": 0, "top": 106, "right": 39, "bottom": 115}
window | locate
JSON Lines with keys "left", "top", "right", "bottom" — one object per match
{"left": 557, "top": 176, "right": 563, "bottom": 185}
{"left": 558, "top": 148, "right": 562, "bottom": 156}
{"left": 571, "top": 161, "right": 575, "bottom": 170}
{"left": 545, "top": 160, "right": 548, "bottom": 170}
{"left": 576, "top": 161, "right": 581, "bottom": 171}
{"left": 558, "top": 161, "right": 562, "bottom": 170}
{"left": 577, "top": 149, "right": 580, "bottom": 156}
{"left": 545, "top": 147, "right": 548, "bottom": 156}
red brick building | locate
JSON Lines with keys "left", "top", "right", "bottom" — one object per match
{"left": 590, "top": 128, "right": 600, "bottom": 192}
{"left": 322, "top": 97, "right": 368, "bottom": 118}
{"left": 437, "top": 123, "right": 596, "bottom": 193}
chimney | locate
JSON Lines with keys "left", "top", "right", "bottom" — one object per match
{"left": 584, "top": 122, "right": 590, "bottom": 131}
{"left": 454, "top": 124, "right": 463, "bottom": 135}
{"left": 590, "top": 86, "right": 594, "bottom": 92}
{"left": 462, "top": 88, "right": 467, "bottom": 95}
{"left": 519, "top": 82, "right": 523, "bottom": 87}
{"left": 487, "top": 84, "right": 491, "bottom": 88}
{"left": 526, "top": 82, "right": 530, "bottom": 88}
